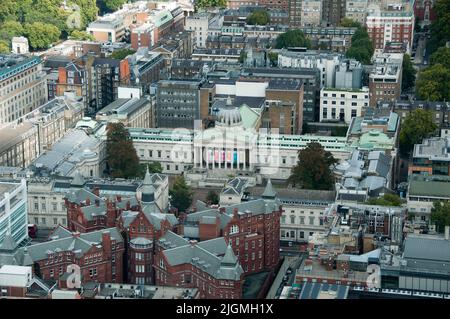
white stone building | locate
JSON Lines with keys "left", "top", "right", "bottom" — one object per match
{"left": 319, "top": 87, "right": 369, "bottom": 124}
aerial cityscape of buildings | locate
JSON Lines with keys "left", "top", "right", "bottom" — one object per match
{"left": 0, "top": 0, "right": 449, "bottom": 302}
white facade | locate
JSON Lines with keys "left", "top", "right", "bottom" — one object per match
{"left": 281, "top": 200, "right": 334, "bottom": 242}
{"left": 277, "top": 50, "right": 342, "bottom": 88}
{"left": 27, "top": 180, "right": 67, "bottom": 228}
{"left": 11, "top": 37, "right": 29, "bottom": 55}
{"left": 185, "top": 13, "right": 210, "bottom": 48}
{"left": 0, "top": 56, "right": 48, "bottom": 125}
{"left": 320, "top": 87, "right": 369, "bottom": 124}
{"left": 130, "top": 120, "right": 350, "bottom": 181}
{"left": 301, "top": 0, "right": 323, "bottom": 26}
{"left": 0, "top": 265, "right": 32, "bottom": 288}
{"left": 0, "top": 179, "right": 28, "bottom": 246}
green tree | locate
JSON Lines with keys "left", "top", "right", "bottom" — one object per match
{"left": 399, "top": 109, "right": 438, "bottom": 155}
{"left": 138, "top": 162, "right": 163, "bottom": 178}
{"left": 414, "top": 16, "right": 422, "bottom": 33}
{"left": 170, "top": 176, "right": 194, "bottom": 213}
{"left": 70, "top": 30, "right": 95, "bottom": 41}
{"left": 0, "top": 0, "right": 19, "bottom": 23}
{"left": 0, "top": 40, "right": 9, "bottom": 53}
{"left": 275, "top": 29, "right": 311, "bottom": 49}
{"left": 268, "top": 52, "right": 278, "bottom": 66}
{"left": 195, "top": 0, "right": 227, "bottom": 9}
{"left": 346, "top": 46, "right": 372, "bottom": 64}
{"left": 238, "top": 51, "right": 247, "bottom": 63}
{"left": 339, "top": 17, "right": 362, "bottom": 28}
{"left": 427, "top": 0, "right": 450, "bottom": 54}
{"left": 73, "top": 0, "right": 98, "bottom": 27}
{"left": 415, "top": 64, "right": 450, "bottom": 101}
{"left": 110, "top": 48, "right": 136, "bottom": 60}
{"left": 103, "top": 0, "right": 126, "bottom": 12}
{"left": 402, "top": 54, "right": 417, "bottom": 91}
{"left": 0, "top": 21, "right": 24, "bottom": 42}
{"left": 289, "top": 142, "right": 337, "bottom": 190}
{"left": 247, "top": 10, "right": 270, "bottom": 25}
{"left": 430, "top": 46, "right": 450, "bottom": 69}
{"left": 24, "top": 22, "right": 61, "bottom": 49}
{"left": 431, "top": 202, "right": 450, "bottom": 233}
{"left": 206, "top": 190, "right": 219, "bottom": 205}
{"left": 106, "top": 122, "right": 140, "bottom": 178}
{"left": 346, "top": 27, "right": 374, "bottom": 64}
{"left": 366, "top": 194, "right": 403, "bottom": 206}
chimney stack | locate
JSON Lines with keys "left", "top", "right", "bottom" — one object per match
{"left": 445, "top": 226, "right": 449, "bottom": 241}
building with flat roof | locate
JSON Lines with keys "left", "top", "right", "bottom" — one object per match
{"left": 96, "top": 97, "right": 155, "bottom": 128}
{"left": 369, "top": 53, "right": 403, "bottom": 107}
{"left": 380, "top": 232, "right": 450, "bottom": 293}
{"left": 156, "top": 79, "right": 203, "bottom": 129}
{"left": 409, "top": 137, "right": 450, "bottom": 176}
{"left": 320, "top": 87, "right": 369, "bottom": 124}
{"left": 366, "top": 1, "right": 415, "bottom": 54}
{"left": 406, "top": 175, "right": 450, "bottom": 221}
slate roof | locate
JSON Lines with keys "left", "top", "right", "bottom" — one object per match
{"left": 162, "top": 237, "right": 243, "bottom": 280}
{"left": 403, "top": 235, "right": 450, "bottom": 262}
{"left": 14, "top": 227, "right": 123, "bottom": 264}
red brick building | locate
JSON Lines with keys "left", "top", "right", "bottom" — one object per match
{"left": 182, "top": 180, "right": 282, "bottom": 276}
{"left": 414, "top": 0, "right": 437, "bottom": 24}
{"left": 154, "top": 233, "right": 245, "bottom": 299}
{"left": 0, "top": 227, "right": 125, "bottom": 285}
{"left": 63, "top": 173, "right": 282, "bottom": 297}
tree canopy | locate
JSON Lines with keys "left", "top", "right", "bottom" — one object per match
{"left": 366, "top": 194, "right": 403, "bottom": 207}
{"left": 402, "top": 54, "right": 417, "bottom": 91}
{"left": 399, "top": 109, "right": 438, "bottom": 155}
{"left": 275, "top": 29, "right": 311, "bottom": 49}
{"left": 138, "top": 162, "right": 162, "bottom": 178}
{"left": 24, "top": 22, "right": 61, "bottom": 50}
{"left": 431, "top": 202, "right": 450, "bottom": 233}
{"left": 70, "top": 30, "right": 95, "bottom": 41}
{"left": 289, "top": 142, "right": 337, "bottom": 190}
{"left": 0, "top": 40, "right": 9, "bottom": 53}
{"left": 170, "top": 176, "right": 194, "bottom": 213}
{"left": 110, "top": 48, "right": 136, "bottom": 60}
{"left": 106, "top": 122, "right": 140, "bottom": 178}
{"left": 427, "top": 0, "right": 450, "bottom": 54}
{"left": 247, "top": 10, "right": 270, "bottom": 25}
{"left": 206, "top": 190, "right": 219, "bottom": 205}
{"left": 0, "top": 0, "right": 99, "bottom": 50}
{"left": 415, "top": 63, "right": 450, "bottom": 101}
{"left": 195, "top": 0, "right": 227, "bottom": 9}
{"left": 430, "top": 46, "right": 450, "bottom": 69}
{"left": 339, "top": 17, "right": 362, "bottom": 28}
{"left": 345, "top": 27, "right": 374, "bottom": 64}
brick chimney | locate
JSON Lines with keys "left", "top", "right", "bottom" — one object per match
{"left": 219, "top": 207, "right": 226, "bottom": 214}
{"left": 73, "top": 231, "right": 81, "bottom": 238}
{"left": 85, "top": 198, "right": 91, "bottom": 206}
{"left": 93, "top": 187, "right": 100, "bottom": 197}
{"left": 116, "top": 195, "right": 122, "bottom": 202}
{"left": 102, "top": 230, "right": 112, "bottom": 258}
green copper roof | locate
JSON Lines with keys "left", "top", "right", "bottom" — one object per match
{"left": 352, "top": 130, "right": 394, "bottom": 150}
{"left": 409, "top": 176, "right": 450, "bottom": 198}
{"left": 239, "top": 104, "right": 260, "bottom": 129}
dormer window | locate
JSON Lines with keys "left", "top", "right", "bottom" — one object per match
{"left": 230, "top": 225, "right": 239, "bottom": 235}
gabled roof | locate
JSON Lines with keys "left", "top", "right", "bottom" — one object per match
{"left": 162, "top": 237, "right": 243, "bottom": 280}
